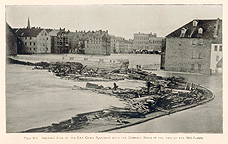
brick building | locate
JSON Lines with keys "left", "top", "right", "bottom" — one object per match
{"left": 163, "top": 18, "right": 222, "bottom": 74}
{"left": 84, "top": 30, "right": 111, "bottom": 55}
{"left": 6, "top": 23, "right": 17, "bottom": 56}
{"left": 133, "top": 32, "right": 164, "bottom": 52}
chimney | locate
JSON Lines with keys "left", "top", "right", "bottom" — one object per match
{"left": 214, "top": 18, "right": 220, "bottom": 38}
{"left": 75, "top": 30, "right": 77, "bottom": 32}
{"left": 106, "top": 30, "right": 108, "bottom": 33}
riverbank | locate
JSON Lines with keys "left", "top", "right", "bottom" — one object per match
{"left": 6, "top": 54, "right": 219, "bottom": 133}
{"left": 21, "top": 83, "right": 214, "bottom": 133}
{"left": 15, "top": 58, "right": 214, "bottom": 133}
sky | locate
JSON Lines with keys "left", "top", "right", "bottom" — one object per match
{"left": 5, "top": 5, "right": 222, "bottom": 39}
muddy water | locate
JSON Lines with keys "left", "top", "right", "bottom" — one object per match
{"left": 6, "top": 64, "right": 125, "bottom": 133}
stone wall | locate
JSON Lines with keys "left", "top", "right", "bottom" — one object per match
{"left": 164, "top": 38, "right": 212, "bottom": 74}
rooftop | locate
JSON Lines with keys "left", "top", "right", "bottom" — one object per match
{"left": 166, "top": 18, "right": 222, "bottom": 39}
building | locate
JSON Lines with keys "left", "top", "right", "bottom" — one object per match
{"left": 14, "top": 18, "right": 51, "bottom": 54}
{"left": 163, "top": 18, "right": 222, "bottom": 74}
{"left": 84, "top": 30, "right": 111, "bottom": 55}
{"left": 49, "top": 30, "right": 59, "bottom": 53}
{"left": 48, "top": 28, "right": 70, "bottom": 54}
{"left": 116, "top": 39, "right": 133, "bottom": 54}
{"left": 110, "top": 35, "right": 117, "bottom": 53}
{"left": 133, "top": 32, "right": 164, "bottom": 52}
{"left": 6, "top": 23, "right": 17, "bottom": 56}
{"left": 67, "top": 30, "right": 87, "bottom": 54}
{"left": 15, "top": 28, "right": 51, "bottom": 54}
{"left": 110, "top": 35, "right": 133, "bottom": 54}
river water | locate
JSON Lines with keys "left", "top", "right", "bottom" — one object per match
{"left": 6, "top": 54, "right": 223, "bottom": 133}
{"left": 6, "top": 64, "right": 126, "bottom": 133}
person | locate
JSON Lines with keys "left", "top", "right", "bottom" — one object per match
{"left": 113, "top": 82, "right": 118, "bottom": 90}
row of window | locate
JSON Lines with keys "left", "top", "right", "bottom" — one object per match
{"left": 25, "top": 42, "right": 35, "bottom": 46}
{"left": 191, "top": 52, "right": 202, "bottom": 59}
{"left": 134, "top": 36, "right": 149, "bottom": 40}
{"left": 41, "top": 33, "right": 47, "bottom": 36}
{"left": 29, "top": 47, "right": 49, "bottom": 51}
{"left": 214, "top": 45, "right": 222, "bottom": 51}
{"left": 88, "top": 40, "right": 102, "bottom": 44}
{"left": 191, "top": 63, "right": 201, "bottom": 71}
{"left": 149, "top": 40, "right": 162, "bottom": 44}
{"left": 25, "top": 37, "right": 33, "bottom": 40}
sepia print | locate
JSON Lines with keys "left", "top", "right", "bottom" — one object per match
{"left": 5, "top": 4, "right": 222, "bottom": 133}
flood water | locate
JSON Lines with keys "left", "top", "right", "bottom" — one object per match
{"left": 6, "top": 64, "right": 125, "bottom": 133}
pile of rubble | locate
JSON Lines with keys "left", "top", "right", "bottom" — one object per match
{"left": 31, "top": 61, "right": 128, "bottom": 81}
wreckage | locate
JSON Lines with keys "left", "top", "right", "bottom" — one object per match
{"left": 21, "top": 72, "right": 213, "bottom": 133}
{"left": 8, "top": 56, "right": 214, "bottom": 133}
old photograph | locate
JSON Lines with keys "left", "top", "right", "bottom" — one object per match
{"left": 5, "top": 4, "right": 222, "bottom": 133}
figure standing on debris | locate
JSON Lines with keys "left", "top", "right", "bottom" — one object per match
{"left": 146, "top": 81, "right": 151, "bottom": 95}
{"left": 113, "top": 82, "right": 118, "bottom": 90}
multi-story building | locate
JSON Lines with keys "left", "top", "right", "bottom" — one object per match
{"left": 163, "top": 18, "right": 222, "bottom": 74}
{"left": 49, "top": 28, "right": 69, "bottom": 54}
{"left": 49, "top": 30, "right": 59, "bottom": 53}
{"left": 116, "top": 39, "right": 133, "bottom": 54}
{"left": 14, "top": 19, "right": 51, "bottom": 54}
{"left": 67, "top": 30, "right": 86, "bottom": 54}
{"left": 6, "top": 23, "right": 17, "bottom": 56}
{"left": 110, "top": 35, "right": 117, "bottom": 53}
{"left": 84, "top": 30, "right": 111, "bottom": 55}
{"left": 133, "top": 32, "right": 164, "bottom": 52}
{"left": 15, "top": 28, "right": 51, "bottom": 54}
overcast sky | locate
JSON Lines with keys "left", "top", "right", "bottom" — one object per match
{"left": 5, "top": 5, "right": 222, "bottom": 39}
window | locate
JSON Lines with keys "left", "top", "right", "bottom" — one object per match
{"left": 198, "top": 39, "right": 203, "bottom": 45}
{"left": 192, "top": 40, "right": 197, "bottom": 45}
{"left": 25, "top": 42, "right": 27, "bottom": 45}
{"left": 198, "top": 28, "right": 203, "bottom": 34}
{"left": 47, "top": 37, "right": 48, "bottom": 40}
{"left": 191, "top": 52, "right": 196, "bottom": 59}
{"left": 30, "top": 42, "right": 31, "bottom": 45}
{"left": 191, "top": 64, "right": 195, "bottom": 70}
{"left": 25, "top": 37, "right": 27, "bottom": 40}
{"left": 34, "top": 42, "right": 35, "bottom": 45}
{"left": 216, "top": 56, "right": 219, "bottom": 62}
{"left": 30, "top": 37, "right": 32, "bottom": 40}
{"left": 219, "top": 45, "right": 222, "bottom": 51}
{"left": 193, "top": 20, "right": 198, "bottom": 26}
{"left": 214, "top": 45, "right": 218, "bottom": 51}
{"left": 198, "top": 64, "right": 201, "bottom": 70}
{"left": 180, "top": 27, "right": 187, "bottom": 37}
{"left": 198, "top": 53, "right": 202, "bottom": 59}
